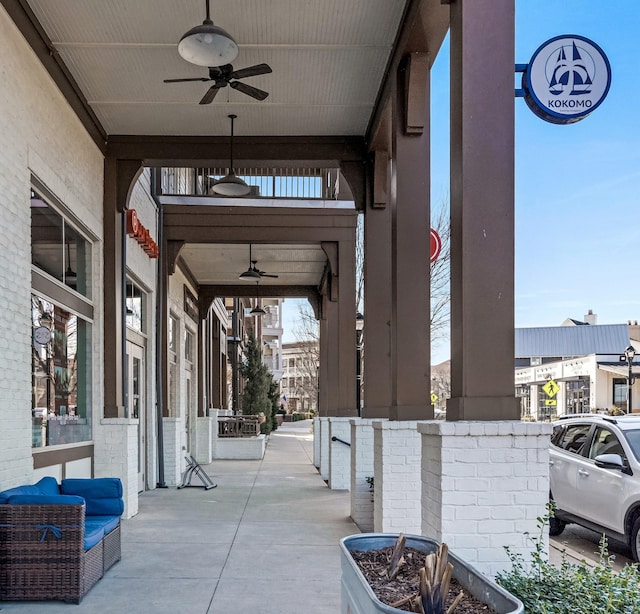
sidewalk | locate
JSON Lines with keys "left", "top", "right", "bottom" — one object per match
{"left": 0, "top": 420, "right": 358, "bottom": 613}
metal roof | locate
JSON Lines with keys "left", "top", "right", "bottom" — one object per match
{"left": 515, "top": 324, "right": 631, "bottom": 358}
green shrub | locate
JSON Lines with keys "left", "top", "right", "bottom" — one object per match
{"left": 496, "top": 503, "right": 640, "bottom": 613}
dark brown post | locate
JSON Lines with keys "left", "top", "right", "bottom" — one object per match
{"left": 447, "top": 0, "right": 520, "bottom": 420}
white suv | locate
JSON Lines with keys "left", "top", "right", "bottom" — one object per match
{"left": 549, "top": 414, "right": 640, "bottom": 561}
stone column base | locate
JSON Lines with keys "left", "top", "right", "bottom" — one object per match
{"left": 328, "top": 417, "right": 352, "bottom": 490}
{"left": 350, "top": 418, "right": 377, "bottom": 532}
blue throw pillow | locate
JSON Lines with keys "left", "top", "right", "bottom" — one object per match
{"left": 61, "top": 478, "right": 123, "bottom": 499}
{"left": 7, "top": 494, "right": 85, "bottom": 506}
{"left": 34, "top": 476, "right": 60, "bottom": 496}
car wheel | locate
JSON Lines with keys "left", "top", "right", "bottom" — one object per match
{"left": 631, "top": 516, "right": 640, "bottom": 562}
{"left": 549, "top": 514, "right": 566, "bottom": 536}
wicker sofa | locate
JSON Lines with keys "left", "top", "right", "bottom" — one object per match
{"left": 0, "top": 476, "right": 124, "bottom": 604}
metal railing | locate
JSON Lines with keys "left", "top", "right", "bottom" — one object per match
{"left": 159, "top": 167, "right": 342, "bottom": 200}
{"left": 331, "top": 436, "right": 351, "bottom": 447}
{"left": 218, "top": 415, "right": 260, "bottom": 438}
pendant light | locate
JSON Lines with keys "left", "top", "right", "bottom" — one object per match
{"left": 64, "top": 241, "right": 77, "bottom": 285}
{"left": 250, "top": 303, "right": 266, "bottom": 316}
{"left": 211, "top": 114, "right": 251, "bottom": 196}
{"left": 178, "top": 0, "right": 238, "bottom": 67}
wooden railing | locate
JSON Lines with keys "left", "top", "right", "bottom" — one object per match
{"left": 218, "top": 415, "right": 260, "bottom": 438}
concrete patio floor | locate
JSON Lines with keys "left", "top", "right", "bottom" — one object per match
{"left": 0, "top": 420, "right": 357, "bottom": 614}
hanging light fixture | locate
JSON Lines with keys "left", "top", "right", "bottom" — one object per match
{"left": 211, "top": 114, "right": 251, "bottom": 197}
{"left": 250, "top": 303, "right": 266, "bottom": 316}
{"left": 64, "top": 241, "right": 77, "bottom": 286}
{"left": 178, "top": 0, "right": 238, "bottom": 67}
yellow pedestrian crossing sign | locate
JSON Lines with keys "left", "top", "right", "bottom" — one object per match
{"left": 542, "top": 379, "right": 559, "bottom": 398}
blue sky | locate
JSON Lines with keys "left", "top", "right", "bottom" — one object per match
{"left": 284, "top": 1, "right": 640, "bottom": 363}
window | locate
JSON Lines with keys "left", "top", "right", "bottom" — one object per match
{"left": 126, "top": 281, "right": 146, "bottom": 333}
{"left": 556, "top": 424, "right": 591, "bottom": 455}
{"left": 588, "top": 427, "right": 625, "bottom": 461}
{"left": 31, "top": 189, "right": 92, "bottom": 297}
{"left": 31, "top": 296, "right": 92, "bottom": 447}
{"left": 185, "top": 329, "right": 194, "bottom": 364}
{"left": 168, "top": 314, "right": 179, "bottom": 416}
{"left": 613, "top": 378, "right": 627, "bottom": 408}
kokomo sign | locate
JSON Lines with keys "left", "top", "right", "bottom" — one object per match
{"left": 519, "top": 35, "right": 611, "bottom": 125}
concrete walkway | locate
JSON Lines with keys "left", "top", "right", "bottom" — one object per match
{"left": 0, "top": 420, "right": 358, "bottom": 613}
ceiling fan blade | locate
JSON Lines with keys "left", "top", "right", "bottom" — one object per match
{"left": 199, "top": 85, "right": 222, "bottom": 105}
{"left": 230, "top": 63, "right": 272, "bottom": 80}
{"left": 259, "top": 273, "right": 279, "bottom": 278}
{"left": 164, "top": 77, "right": 210, "bottom": 83}
{"left": 230, "top": 81, "right": 269, "bottom": 101}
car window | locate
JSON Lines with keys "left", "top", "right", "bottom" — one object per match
{"left": 551, "top": 425, "right": 565, "bottom": 447}
{"left": 556, "top": 424, "right": 591, "bottom": 455}
{"left": 622, "top": 429, "right": 640, "bottom": 462}
{"left": 588, "top": 427, "right": 626, "bottom": 462}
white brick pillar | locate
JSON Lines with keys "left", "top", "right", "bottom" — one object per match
{"left": 419, "top": 421, "right": 552, "bottom": 577}
{"left": 350, "top": 418, "right": 377, "bottom": 532}
{"left": 319, "top": 417, "right": 330, "bottom": 481}
{"left": 162, "top": 418, "right": 183, "bottom": 486}
{"left": 313, "top": 417, "right": 321, "bottom": 468}
{"left": 94, "top": 419, "right": 139, "bottom": 519}
{"left": 195, "top": 416, "right": 214, "bottom": 464}
{"left": 373, "top": 420, "right": 421, "bottom": 534}
{"left": 328, "top": 417, "right": 351, "bottom": 490}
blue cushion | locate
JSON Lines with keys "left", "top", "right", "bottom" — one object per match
{"left": 61, "top": 478, "right": 124, "bottom": 516}
{"left": 88, "top": 515, "right": 120, "bottom": 535}
{"left": 83, "top": 519, "right": 105, "bottom": 551}
{"left": 0, "top": 485, "right": 40, "bottom": 504}
{"left": 34, "top": 476, "right": 60, "bottom": 496}
{"left": 61, "top": 478, "right": 123, "bottom": 499}
{"left": 7, "top": 494, "right": 85, "bottom": 506}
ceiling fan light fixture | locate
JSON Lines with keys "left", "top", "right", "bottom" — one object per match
{"left": 239, "top": 268, "right": 261, "bottom": 280}
{"left": 250, "top": 306, "right": 266, "bottom": 316}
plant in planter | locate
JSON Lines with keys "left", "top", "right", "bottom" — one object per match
{"left": 340, "top": 533, "right": 523, "bottom": 613}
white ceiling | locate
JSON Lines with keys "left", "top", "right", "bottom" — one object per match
{"left": 25, "top": 0, "right": 409, "bottom": 136}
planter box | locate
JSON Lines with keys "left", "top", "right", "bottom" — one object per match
{"left": 340, "top": 533, "right": 523, "bottom": 614}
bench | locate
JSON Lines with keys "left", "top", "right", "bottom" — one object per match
{"left": 0, "top": 476, "right": 124, "bottom": 603}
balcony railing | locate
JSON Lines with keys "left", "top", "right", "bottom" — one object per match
{"left": 218, "top": 415, "right": 260, "bottom": 438}
{"left": 157, "top": 167, "right": 343, "bottom": 200}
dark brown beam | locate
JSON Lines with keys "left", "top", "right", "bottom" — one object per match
{"left": 200, "top": 285, "right": 319, "bottom": 299}
{"left": 106, "top": 135, "right": 367, "bottom": 167}
{"left": 2, "top": 0, "right": 107, "bottom": 151}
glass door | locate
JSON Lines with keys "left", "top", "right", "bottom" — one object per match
{"left": 126, "top": 341, "right": 145, "bottom": 492}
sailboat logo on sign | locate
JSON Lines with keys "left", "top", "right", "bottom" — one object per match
{"left": 523, "top": 34, "right": 611, "bottom": 125}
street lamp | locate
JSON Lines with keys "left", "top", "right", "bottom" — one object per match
{"left": 355, "top": 312, "right": 364, "bottom": 416}
{"left": 620, "top": 345, "right": 636, "bottom": 414}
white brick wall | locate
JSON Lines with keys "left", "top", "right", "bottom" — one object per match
{"left": 0, "top": 9, "right": 104, "bottom": 490}
{"left": 350, "top": 418, "right": 376, "bottom": 532}
{"left": 373, "top": 421, "right": 422, "bottom": 534}
{"left": 418, "top": 420, "right": 552, "bottom": 577}
{"left": 313, "top": 417, "right": 321, "bottom": 468}
{"left": 319, "top": 417, "right": 330, "bottom": 481}
{"left": 328, "top": 417, "right": 351, "bottom": 490}
{"left": 162, "top": 418, "right": 185, "bottom": 486}
{"left": 195, "top": 416, "right": 214, "bottom": 463}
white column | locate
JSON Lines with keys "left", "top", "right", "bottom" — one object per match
{"left": 373, "top": 420, "right": 422, "bottom": 534}
{"left": 94, "top": 418, "right": 139, "bottom": 519}
{"left": 319, "top": 417, "right": 330, "bottom": 481}
{"left": 419, "top": 421, "right": 551, "bottom": 577}
{"left": 313, "top": 416, "right": 321, "bottom": 468}
{"left": 350, "top": 418, "right": 377, "bottom": 532}
{"left": 162, "top": 417, "right": 183, "bottom": 486}
{"left": 195, "top": 416, "right": 214, "bottom": 463}
{"left": 329, "top": 417, "right": 351, "bottom": 490}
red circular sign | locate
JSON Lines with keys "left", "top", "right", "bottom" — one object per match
{"left": 430, "top": 228, "right": 442, "bottom": 263}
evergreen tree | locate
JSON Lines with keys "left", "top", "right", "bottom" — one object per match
{"left": 267, "top": 377, "right": 280, "bottom": 433}
{"left": 241, "top": 330, "right": 271, "bottom": 417}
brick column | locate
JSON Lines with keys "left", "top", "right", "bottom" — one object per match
{"left": 319, "top": 417, "right": 330, "bottom": 481}
{"left": 373, "top": 421, "right": 421, "bottom": 534}
{"left": 328, "top": 417, "right": 351, "bottom": 490}
{"left": 313, "top": 416, "right": 321, "bottom": 468}
{"left": 350, "top": 418, "right": 377, "bottom": 532}
{"left": 161, "top": 417, "right": 183, "bottom": 486}
{"left": 195, "top": 416, "right": 214, "bottom": 464}
{"left": 419, "top": 421, "right": 551, "bottom": 577}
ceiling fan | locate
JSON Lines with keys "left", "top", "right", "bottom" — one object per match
{"left": 238, "top": 245, "right": 279, "bottom": 280}
{"left": 164, "top": 63, "right": 272, "bottom": 104}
